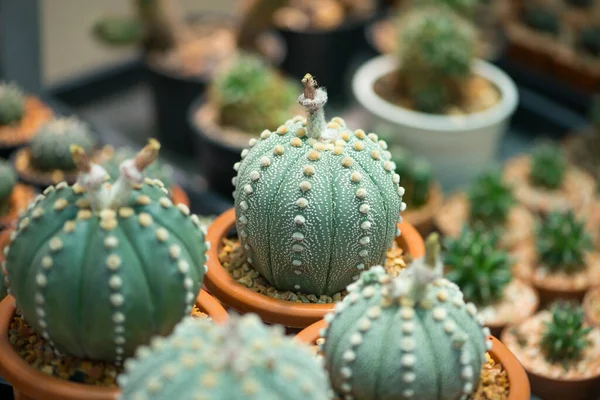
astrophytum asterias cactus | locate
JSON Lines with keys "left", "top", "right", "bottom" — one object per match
{"left": 232, "top": 74, "right": 404, "bottom": 296}
{"left": 321, "top": 234, "right": 489, "bottom": 399}
{"left": 118, "top": 314, "right": 332, "bottom": 400}
{"left": 3, "top": 140, "right": 208, "bottom": 362}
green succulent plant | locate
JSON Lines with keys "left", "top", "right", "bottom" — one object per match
{"left": 0, "top": 159, "right": 16, "bottom": 215}
{"left": 322, "top": 234, "right": 489, "bottom": 399}
{"left": 100, "top": 146, "right": 174, "bottom": 190}
{"left": 392, "top": 149, "right": 432, "bottom": 208}
{"left": 30, "top": 117, "right": 96, "bottom": 171}
{"left": 468, "top": 169, "right": 515, "bottom": 227}
{"left": 536, "top": 210, "right": 593, "bottom": 274}
{"left": 118, "top": 314, "right": 332, "bottom": 399}
{"left": 541, "top": 302, "right": 591, "bottom": 366}
{"left": 523, "top": 6, "right": 560, "bottom": 35}
{"left": 211, "top": 54, "right": 300, "bottom": 135}
{"left": 529, "top": 142, "right": 566, "bottom": 190}
{"left": 397, "top": 6, "right": 477, "bottom": 113}
{"left": 444, "top": 226, "right": 512, "bottom": 306}
{"left": 580, "top": 26, "right": 600, "bottom": 57}
{"left": 233, "top": 74, "right": 404, "bottom": 296}
{"left": 0, "top": 82, "right": 25, "bottom": 126}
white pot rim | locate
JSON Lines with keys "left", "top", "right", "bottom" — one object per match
{"left": 352, "top": 55, "right": 519, "bottom": 133}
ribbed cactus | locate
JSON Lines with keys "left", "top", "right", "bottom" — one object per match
{"left": 397, "top": 6, "right": 476, "bottom": 113}
{"left": 118, "top": 314, "right": 332, "bottom": 399}
{"left": 0, "top": 159, "right": 16, "bottom": 211}
{"left": 536, "top": 210, "right": 593, "bottom": 274}
{"left": 468, "top": 169, "right": 515, "bottom": 227}
{"left": 321, "top": 234, "right": 489, "bottom": 399}
{"left": 211, "top": 53, "right": 300, "bottom": 135}
{"left": 3, "top": 140, "right": 208, "bottom": 362}
{"left": 529, "top": 142, "right": 566, "bottom": 190}
{"left": 30, "top": 117, "right": 96, "bottom": 171}
{"left": 392, "top": 149, "right": 431, "bottom": 208}
{"left": 444, "top": 227, "right": 512, "bottom": 306}
{"left": 233, "top": 74, "right": 404, "bottom": 296}
{"left": 540, "top": 302, "right": 591, "bottom": 365}
{"left": 0, "top": 82, "right": 25, "bottom": 126}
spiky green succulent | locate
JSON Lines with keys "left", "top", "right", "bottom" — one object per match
{"left": 0, "top": 159, "right": 16, "bottom": 215}
{"left": 118, "top": 314, "right": 332, "bottom": 399}
{"left": 322, "top": 234, "right": 489, "bottom": 399}
{"left": 392, "top": 150, "right": 432, "bottom": 208}
{"left": 529, "top": 142, "right": 566, "bottom": 190}
{"left": 468, "top": 169, "right": 515, "bottom": 227}
{"left": 397, "top": 6, "right": 477, "bottom": 113}
{"left": 0, "top": 82, "right": 25, "bottom": 126}
{"left": 233, "top": 75, "right": 404, "bottom": 296}
{"left": 523, "top": 6, "right": 560, "bottom": 35}
{"left": 100, "top": 146, "right": 174, "bottom": 190}
{"left": 444, "top": 226, "right": 512, "bottom": 306}
{"left": 211, "top": 53, "right": 300, "bottom": 135}
{"left": 536, "top": 211, "right": 593, "bottom": 274}
{"left": 541, "top": 302, "right": 591, "bottom": 365}
{"left": 30, "top": 117, "right": 96, "bottom": 171}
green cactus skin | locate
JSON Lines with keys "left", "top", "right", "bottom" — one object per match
{"left": 101, "top": 146, "right": 174, "bottom": 190}
{"left": 529, "top": 142, "right": 566, "bottom": 190}
{"left": 30, "top": 117, "right": 96, "bottom": 171}
{"left": 3, "top": 146, "right": 208, "bottom": 363}
{"left": 0, "top": 82, "right": 25, "bottom": 126}
{"left": 212, "top": 53, "right": 300, "bottom": 135}
{"left": 444, "top": 227, "right": 512, "bottom": 307}
{"left": 321, "top": 235, "right": 489, "bottom": 400}
{"left": 536, "top": 211, "right": 593, "bottom": 274}
{"left": 117, "top": 314, "right": 332, "bottom": 400}
{"left": 540, "top": 302, "right": 591, "bottom": 366}
{"left": 467, "top": 170, "right": 515, "bottom": 228}
{"left": 0, "top": 159, "right": 16, "bottom": 209}
{"left": 522, "top": 6, "right": 560, "bottom": 35}
{"left": 232, "top": 75, "right": 404, "bottom": 296}
{"left": 397, "top": 6, "right": 476, "bottom": 114}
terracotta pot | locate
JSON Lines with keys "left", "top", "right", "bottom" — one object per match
{"left": 170, "top": 184, "right": 190, "bottom": 208}
{"left": 204, "top": 208, "right": 425, "bottom": 328}
{"left": 0, "top": 97, "right": 53, "bottom": 159}
{"left": 402, "top": 183, "right": 443, "bottom": 236}
{"left": 0, "top": 184, "right": 37, "bottom": 230}
{"left": 583, "top": 286, "right": 600, "bottom": 327}
{"left": 296, "top": 320, "right": 531, "bottom": 400}
{"left": 0, "top": 289, "right": 227, "bottom": 400}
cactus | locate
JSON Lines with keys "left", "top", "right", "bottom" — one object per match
{"left": 536, "top": 210, "right": 593, "bottom": 274}
{"left": 522, "top": 6, "right": 560, "bottom": 35}
{"left": 30, "top": 117, "right": 96, "bottom": 172}
{"left": 392, "top": 150, "right": 431, "bottom": 208}
{"left": 118, "top": 314, "right": 332, "bottom": 399}
{"left": 468, "top": 169, "right": 515, "bottom": 227}
{"left": 580, "top": 26, "right": 600, "bottom": 57}
{"left": 211, "top": 54, "right": 300, "bottom": 135}
{"left": 540, "top": 302, "right": 591, "bottom": 366}
{"left": 0, "top": 159, "right": 16, "bottom": 214}
{"left": 232, "top": 74, "right": 404, "bottom": 296}
{"left": 444, "top": 227, "right": 512, "bottom": 306}
{"left": 0, "top": 82, "right": 25, "bottom": 126}
{"left": 529, "top": 142, "right": 566, "bottom": 190}
{"left": 396, "top": 6, "right": 476, "bottom": 113}
{"left": 321, "top": 234, "right": 489, "bottom": 399}
{"left": 100, "top": 146, "right": 174, "bottom": 190}
{"left": 3, "top": 140, "right": 208, "bottom": 362}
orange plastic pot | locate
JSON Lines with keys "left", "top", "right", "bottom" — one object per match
{"left": 204, "top": 208, "right": 425, "bottom": 328}
{"left": 296, "top": 320, "right": 531, "bottom": 400}
{"left": 0, "top": 290, "right": 227, "bottom": 400}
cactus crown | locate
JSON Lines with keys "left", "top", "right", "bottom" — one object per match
{"left": 536, "top": 210, "right": 593, "bottom": 273}
{"left": 541, "top": 302, "right": 591, "bottom": 365}
{"left": 444, "top": 226, "right": 512, "bottom": 306}
{"left": 0, "top": 82, "right": 25, "bottom": 126}
{"left": 529, "top": 142, "right": 567, "bottom": 189}
{"left": 396, "top": 5, "right": 476, "bottom": 113}
{"left": 118, "top": 314, "right": 332, "bottom": 399}
{"left": 211, "top": 53, "right": 300, "bottom": 134}
{"left": 0, "top": 159, "right": 16, "bottom": 204}
{"left": 100, "top": 145, "right": 174, "bottom": 189}
{"left": 468, "top": 169, "right": 515, "bottom": 227}
{"left": 30, "top": 117, "right": 96, "bottom": 171}
{"left": 392, "top": 149, "right": 431, "bottom": 208}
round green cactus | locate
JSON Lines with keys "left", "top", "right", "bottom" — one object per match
{"left": 468, "top": 169, "right": 515, "bottom": 227}
{"left": 0, "top": 82, "right": 25, "bottom": 126}
{"left": 444, "top": 226, "right": 512, "bottom": 306}
{"left": 397, "top": 6, "right": 476, "bottom": 113}
{"left": 321, "top": 234, "right": 489, "bottom": 399}
{"left": 0, "top": 159, "right": 16, "bottom": 207}
{"left": 536, "top": 210, "right": 593, "bottom": 274}
{"left": 118, "top": 314, "right": 332, "bottom": 400}
{"left": 541, "top": 302, "right": 591, "bottom": 365}
{"left": 30, "top": 117, "right": 96, "bottom": 171}
{"left": 3, "top": 140, "right": 208, "bottom": 362}
{"left": 232, "top": 74, "right": 404, "bottom": 296}
{"left": 529, "top": 142, "right": 566, "bottom": 190}
{"left": 100, "top": 146, "right": 174, "bottom": 189}
{"left": 211, "top": 53, "right": 300, "bottom": 135}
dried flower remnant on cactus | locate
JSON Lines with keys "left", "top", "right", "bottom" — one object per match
{"left": 541, "top": 302, "right": 591, "bottom": 367}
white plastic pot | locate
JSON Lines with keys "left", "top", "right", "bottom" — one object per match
{"left": 352, "top": 55, "right": 518, "bottom": 190}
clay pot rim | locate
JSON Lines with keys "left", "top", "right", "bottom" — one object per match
{"left": 204, "top": 207, "right": 425, "bottom": 328}
{"left": 583, "top": 286, "right": 600, "bottom": 326}
{"left": 0, "top": 184, "right": 37, "bottom": 229}
{"left": 297, "top": 320, "right": 531, "bottom": 400}
{"left": 402, "top": 182, "right": 443, "bottom": 229}
{"left": 0, "top": 290, "right": 227, "bottom": 400}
